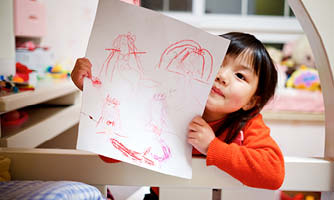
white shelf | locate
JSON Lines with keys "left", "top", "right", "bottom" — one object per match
{"left": 1, "top": 148, "right": 333, "bottom": 192}
{"left": 0, "top": 78, "right": 79, "bottom": 113}
{"left": 262, "top": 110, "right": 325, "bottom": 122}
{"left": 0, "top": 103, "right": 80, "bottom": 148}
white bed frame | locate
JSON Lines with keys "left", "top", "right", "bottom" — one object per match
{"left": 1, "top": 0, "right": 333, "bottom": 199}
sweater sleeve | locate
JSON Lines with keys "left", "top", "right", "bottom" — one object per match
{"left": 98, "top": 155, "right": 121, "bottom": 163}
{"left": 206, "top": 114, "right": 285, "bottom": 190}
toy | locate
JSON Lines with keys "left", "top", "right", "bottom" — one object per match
{"left": 46, "top": 64, "right": 70, "bottom": 79}
{"left": 280, "top": 191, "right": 320, "bottom": 200}
{"left": 282, "top": 35, "right": 315, "bottom": 68}
{"left": 0, "top": 78, "right": 19, "bottom": 94}
{"left": 286, "top": 65, "right": 321, "bottom": 91}
{"left": 266, "top": 46, "right": 283, "bottom": 65}
{"left": 1, "top": 110, "right": 28, "bottom": 128}
{"left": 16, "top": 41, "right": 37, "bottom": 51}
{"left": 13, "top": 63, "right": 35, "bottom": 91}
{"left": 281, "top": 35, "right": 317, "bottom": 81}
{"left": 266, "top": 47, "right": 287, "bottom": 90}
{"left": 0, "top": 156, "right": 11, "bottom": 181}
{"left": 15, "top": 62, "right": 34, "bottom": 83}
{"left": 280, "top": 191, "right": 303, "bottom": 200}
{"left": 0, "top": 63, "right": 36, "bottom": 94}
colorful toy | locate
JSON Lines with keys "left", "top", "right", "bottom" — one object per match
{"left": 286, "top": 65, "right": 321, "bottom": 91}
{"left": 280, "top": 191, "right": 304, "bottom": 200}
{"left": 16, "top": 41, "right": 37, "bottom": 51}
{"left": 1, "top": 110, "right": 28, "bottom": 128}
{"left": 15, "top": 62, "right": 34, "bottom": 82}
{"left": 46, "top": 64, "right": 70, "bottom": 79}
{"left": 282, "top": 35, "right": 315, "bottom": 68}
{"left": 0, "top": 77, "right": 19, "bottom": 94}
{"left": 0, "top": 63, "right": 36, "bottom": 94}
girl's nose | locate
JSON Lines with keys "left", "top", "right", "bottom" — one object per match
{"left": 216, "top": 68, "right": 229, "bottom": 85}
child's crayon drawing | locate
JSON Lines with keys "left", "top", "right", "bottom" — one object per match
{"left": 80, "top": 34, "right": 217, "bottom": 175}
{"left": 157, "top": 40, "right": 214, "bottom": 108}
{"left": 158, "top": 40, "right": 213, "bottom": 84}
{"left": 95, "top": 95, "right": 123, "bottom": 137}
{"left": 77, "top": 0, "right": 229, "bottom": 179}
{"left": 146, "top": 93, "right": 168, "bottom": 136}
{"left": 97, "top": 33, "right": 145, "bottom": 86}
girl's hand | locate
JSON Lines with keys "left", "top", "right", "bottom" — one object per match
{"left": 71, "top": 57, "right": 92, "bottom": 91}
{"left": 187, "top": 116, "right": 216, "bottom": 155}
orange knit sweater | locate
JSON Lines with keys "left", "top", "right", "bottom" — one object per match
{"left": 199, "top": 113, "right": 285, "bottom": 190}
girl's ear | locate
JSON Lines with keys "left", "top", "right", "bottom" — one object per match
{"left": 242, "top": 96, "right": 260, "bottom": 111}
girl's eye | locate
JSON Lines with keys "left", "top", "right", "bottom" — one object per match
{"left": 236, "top": 73, "right": 246, "bottom": 80}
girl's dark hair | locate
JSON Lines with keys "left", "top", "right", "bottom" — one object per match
{"left": 217, "top": 32, "right": 277, "bottom": 143}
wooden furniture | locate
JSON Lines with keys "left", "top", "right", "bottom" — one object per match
{"left": 14, "top": 0, "right": 46, "bottom": 37}
{"left": 0, "top": 79, "right": 80, "bottom": 148}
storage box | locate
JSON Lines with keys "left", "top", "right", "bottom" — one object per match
{"left": 16, "top": 48, "right": 54, "bottom": 73}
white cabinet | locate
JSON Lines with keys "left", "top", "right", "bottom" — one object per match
{"left": 0, "top": 79, "right": 80, "bottom": 148}
{"left": 14, "top": 0, "right": 47, "bottom": 37}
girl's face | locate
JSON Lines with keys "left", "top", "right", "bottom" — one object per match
{"left": 204, "top": 52, "right": 259, "bottom": 121}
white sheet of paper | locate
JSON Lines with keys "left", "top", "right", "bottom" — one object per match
{"left": 77, "top": 0, "right": 230, "bottom": 179}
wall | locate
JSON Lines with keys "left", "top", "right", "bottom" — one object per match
{"left": 266, "top": 119, "right": 325, "bottom": 157}
{"left": 40, "top": 0, "right": 98, "bottom": 70}
{"left": 0, "top": 0, "right": 15, "bottom": 76}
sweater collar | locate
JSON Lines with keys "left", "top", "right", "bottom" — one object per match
{"left": 208, "top": 118, "right": 225, "bottom": 132}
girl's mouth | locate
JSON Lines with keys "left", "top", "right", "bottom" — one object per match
{"left": 211, "top": 86, "right": 224, "bottom": 97}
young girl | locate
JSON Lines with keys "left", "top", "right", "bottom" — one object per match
{"left": 71, "top": 32, "right": 285, "bottom": 199}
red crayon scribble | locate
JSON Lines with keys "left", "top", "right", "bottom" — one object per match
{"left": 146, "top": 93, "right": 168, "bottom": 136}
{"left": 98, "top": 32, "right": 146, "bottom": 83}
{"left": 111, "top": 138, "right": 141, "bottom": 160}
{"left": 143, "top": 156, "right": 155, "bottom": 166}
{"left": 80, "top": 111, "right": 98, "bottom": 123}
{"left": 96, "top": 95, "right": 122, "bottom": 136}
{"left": 91, "top": 76, "right": 102, "bottom": 87}
{"left": 158, "top": 40, "right": 213, "bottom": 84}
{"left": 110, "top": 138, "right": 154, "bottom": 166}
{"left": 152, "top": 139, "right": 171, "bottom": 162}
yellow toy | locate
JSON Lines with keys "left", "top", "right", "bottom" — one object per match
{"left": 46, "top": 64, "right": 70, "bottom": 79}
{"left": 286, "top": 65, "right": 320, "bottom": 91}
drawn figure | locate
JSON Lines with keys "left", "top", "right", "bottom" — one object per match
{"left": 91, "top": 76, "right": 102, "bottom": 88}
{"left": 96, "top": 94, "right": 123, "bottom": 137}
{"left": 107, "top": 90, "right": 172, "bottom": 165}
{"left": 97, "top": 32, "right": 146, "bottom": 89}
{"left": 146, "top": 93, "right": 168, "bottom": 136}
{"left": 143, "top": 92, "right": 172, "bottom": 163}
{"left": 158, "top": 40, "right": 213, "bottom": 84}
{"left": 157, "top": 40, "right": 214, "bottom": 108}
{"left": 152, "top": 138, "right": 171, "bottom": 162}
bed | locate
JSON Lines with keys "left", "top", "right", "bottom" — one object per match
{"left": 0, "top": 181, "right": 105, "bottom": 200}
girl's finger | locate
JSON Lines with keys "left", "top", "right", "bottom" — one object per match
{"left": 87, "top": 68, "right": 92, "bottom": 78}
{"left": 191, "top": 116, "right": 206, "bottom": 125}
{"left": 187, "top": 138, "right": 197, "bottom": 146}
{"left": 188, "top": 121, "right": 202, "bottom": 132}
{"left": 187, "top": 131, "right": 197, "bottom": 139}
{"left": 77, "top": 69, "right": 90, "bottom": 78}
